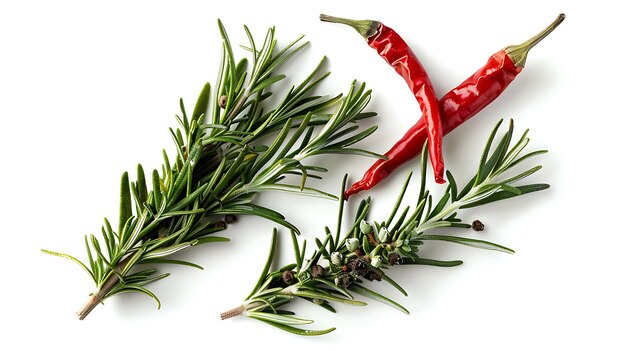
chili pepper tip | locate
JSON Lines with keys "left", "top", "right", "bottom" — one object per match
{"left": 343, "top": 186, "right": 358, "bottom": 200}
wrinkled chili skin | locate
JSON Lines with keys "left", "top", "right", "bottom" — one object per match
{"left": 368, "top": 24, "right": 445, "bottom": 184}
{"left": 345, "top": 51, "right": 522, "bottom": 199}
{"left": 441, "top": 51, "right": 521, "bottom": 130}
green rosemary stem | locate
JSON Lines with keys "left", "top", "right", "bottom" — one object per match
{"left": 77, "top": 255, "right": 132, "bottom": 320}
{"left": 222, "top": 119, "right": 550, "bottom": 336}
{"left": 43, "top": 22, "right": 382, "bottom": 320}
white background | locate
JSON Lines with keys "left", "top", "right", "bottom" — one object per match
{"left": 1, "top": 0, "right": 624, "bottom": 350}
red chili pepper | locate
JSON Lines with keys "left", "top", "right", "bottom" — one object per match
{"left": 343, "top": 14, "right": 565, "bottom": 199}
{"left": 321, "top": 14, "right": 446, "bottom": 184}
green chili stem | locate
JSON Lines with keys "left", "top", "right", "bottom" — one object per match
{"left": 505, "top": 13, "right": 565, "bottom": 67}
{"left": 319, "top": 14, "right": 380, "bottom": 40}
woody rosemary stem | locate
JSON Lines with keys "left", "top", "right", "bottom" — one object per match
{"left": 77, "top": 256, "right": 132, "bottom": 320}
{"left": 42, "top": 21, "right": 382, "bottom": 322}
{"left": 220, "top": 305, "right": 244, "bottom": 320}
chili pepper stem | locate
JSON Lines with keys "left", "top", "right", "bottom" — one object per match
{"left": 505, "top": 13, "right": 565, "bottom": 68}
{"left": 319, "top": 14, "right": 380, "bottom": 40}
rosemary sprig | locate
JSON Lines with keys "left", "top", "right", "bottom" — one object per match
{"left": 42, "top": 21, "right": 381, "bottom": 320}
{"left": 221, "top": 119, "right": 549, "bottom": 335}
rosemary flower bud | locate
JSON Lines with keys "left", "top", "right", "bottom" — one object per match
{"left": 360, "top": 220, "right": 373, "bottom": 234}
{"left": 334, "top": 273, "right": 352, "bottom": 288}
{"left": 330, "top": 252, "right": 343, "bottom": 266}
{"left": 379, "top": 227, "right": 390, "bottom": 243}
{"left": 218, "top": 95, "right": 228, "bottom": 108}
{"left": 472, "top": 219, "right": 485, "bottom": 231}
{"left": 371, "top": 255, "right": 382, "bottom": 268}
{"left": 311, "top": 265, "right": 326, "bottom": 278}
{"left": 282, "top": 270, "right": 296, "bottom": 284}
{"left": 388, "top": 251, "right": 401, "bottom": 266}
{"left": 345, "top": 238, "right": 360, "bottom": 252}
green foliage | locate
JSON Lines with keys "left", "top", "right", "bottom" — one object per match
{"left": 226, "top": 119, "right": 549, "bottom": 335}
{"left": 42, "top": 21, "right": 379, "bottom": 315}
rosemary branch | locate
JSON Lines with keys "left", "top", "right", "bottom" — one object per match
{"left": 222, "top": 119, "right": 550, "bottom": 335}
{"left": 42, "top": 21, "right": 381, "bottom": 320}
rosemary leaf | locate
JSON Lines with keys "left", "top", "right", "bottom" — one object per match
{"left": 222, "top": 119, "right": 549, "bottom": 335}
{"left": 43, "top": 22, "right": 379, "bottom": 319}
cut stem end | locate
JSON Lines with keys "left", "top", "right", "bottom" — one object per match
{"left": 220, "top": 305, "right": 245, "bottom": 320}
{"left": 77, "top": 294, "right": 101, "bottom": 320}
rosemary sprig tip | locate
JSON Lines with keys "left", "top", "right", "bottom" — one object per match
{"left": 221, "top": 118, "right": 549, "bottom": 335}
{"left": 42, "top": 21, "right": 381, "bottom": 320}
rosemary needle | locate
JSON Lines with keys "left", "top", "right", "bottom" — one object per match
{"left": 221, "top": 118, "right": 549, "bottom": 336}
{"left": 42, "top": 21, "right": 382, "bottom": 320}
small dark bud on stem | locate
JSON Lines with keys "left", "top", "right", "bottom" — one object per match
{"left": 282, "top": 270, "right": 296, "bottom": 284}
{"left": 388, "top": 252, "right": 401, "bottom": 266}
{"left": 310, "top": 265, "right": 326, "bottom": 278}
{"left": 348, "top": 257, "right": 370, "bottom": 276}
{"left": 219, "top": 95, "right": 228, "bottom": 108}
{"left": 364, "top": 271, "right": 382, "bottom": 281}
{"left": 334, "top": 273, "right": 352, "bottom": 288}
{"left": 472, "top": 220, "right": 485, "bottom": 231}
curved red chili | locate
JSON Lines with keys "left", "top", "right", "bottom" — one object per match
{"left": 321, "top": 14, "right": 445, "bottom": 184}
{"left": 344, "top": 14, "right": 565, "bottom": 199}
